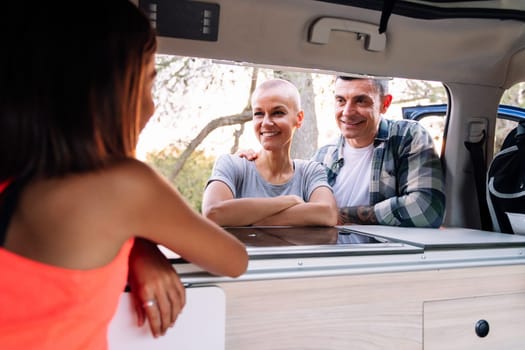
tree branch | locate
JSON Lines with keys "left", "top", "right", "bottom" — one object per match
{"left": 168, "top": 68, "right": 260, "bottom": 181}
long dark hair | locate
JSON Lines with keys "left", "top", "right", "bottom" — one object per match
{"left": 0, "top": 0, "right": 157, "bottom": 180}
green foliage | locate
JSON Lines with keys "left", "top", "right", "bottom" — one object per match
{"left": 145, "top": 146, "right": 215, "bottom": 213}
{"left": 501, "top": 82, "right": 525, "bottom": 107}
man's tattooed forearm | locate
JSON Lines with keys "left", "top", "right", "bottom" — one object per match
{"left": 338, "top": 206, "right": 378, "bottom": 225}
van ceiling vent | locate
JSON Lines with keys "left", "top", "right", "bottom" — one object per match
{"left": 139, "top": 0, "right": 220, "bottom": 42}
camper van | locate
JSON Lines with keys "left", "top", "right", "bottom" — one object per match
{"left": 103, "top": 0, "right": 525, "bottom": 348}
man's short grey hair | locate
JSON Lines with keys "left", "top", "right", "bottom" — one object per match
{"left": 336, "top": 76, "right": 389, "bottom": 96}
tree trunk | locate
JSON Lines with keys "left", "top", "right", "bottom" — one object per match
{"left": 275, "top": 71, "right": 318, "bottom": 159}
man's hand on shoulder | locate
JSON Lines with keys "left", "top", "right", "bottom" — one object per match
{"left": 235, "top": 148, "right": 258, "bottom": 161}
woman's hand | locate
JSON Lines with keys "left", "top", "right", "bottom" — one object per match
{"left": 127, "top": 239, "right": 186, "bottom": 337}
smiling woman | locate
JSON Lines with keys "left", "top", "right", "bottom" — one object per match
{"left": 201, "top": 78, "right": 338, "bottom": 227}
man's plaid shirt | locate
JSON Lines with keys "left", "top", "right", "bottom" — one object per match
{"left": 313, "top": 118, "right": 445, "bottom": 227}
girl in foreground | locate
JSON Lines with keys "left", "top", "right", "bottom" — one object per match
{"left": 0, "top": 1, "right": 248, "bottom": 349}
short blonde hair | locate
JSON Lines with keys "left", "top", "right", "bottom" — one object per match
{"left": 251, "top": 79, "right": 301, "bottom": 110}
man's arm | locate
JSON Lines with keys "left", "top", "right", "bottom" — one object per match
{"left": 372, "top": 122, "right": 446, "bottom": 227}
{"left": 338, "top": 206, "right": 378, "bottom": 225}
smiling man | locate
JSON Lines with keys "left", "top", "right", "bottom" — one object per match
{"left": 312, "top": 76, "right": 445, "bottom": 227}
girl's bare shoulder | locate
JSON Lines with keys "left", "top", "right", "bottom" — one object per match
{"left": 26, "top": 159, "right": 166, "bottom": 214}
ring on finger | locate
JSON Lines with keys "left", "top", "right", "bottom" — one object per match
{"left": 142, "top": 299, "right": 157, "bottom": 308}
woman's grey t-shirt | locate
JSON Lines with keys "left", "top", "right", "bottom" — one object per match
{"left": 207, "top": 154, "right": 332, "bottom": 200}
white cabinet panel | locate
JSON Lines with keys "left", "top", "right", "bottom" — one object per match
{"left": 109, "top": 286, "right": 225, "bottom": 350}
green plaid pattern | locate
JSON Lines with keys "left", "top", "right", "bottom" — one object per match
{"left": 313, "top": 118, "right": 445, "bottom": 227}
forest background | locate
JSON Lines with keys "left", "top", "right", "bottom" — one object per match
{"left": 139, "top": 55, "right": 525, "bottom": 212}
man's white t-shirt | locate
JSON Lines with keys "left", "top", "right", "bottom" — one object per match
{"left": 332, "top": 142, "right": 374, "bottom": 208}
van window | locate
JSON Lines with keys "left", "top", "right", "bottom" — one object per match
{"left": 139, "top": 55, "right": 447, "bottom": 211}
{"left": 388, "top": 79, "right": 447, "bottom": 153}
{"left": 497, "top": 82, "right": 525, "bottom": 153}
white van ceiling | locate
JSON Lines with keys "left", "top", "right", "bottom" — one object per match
{"left": 143, "top": 0, "right": 525, "bottom": 88}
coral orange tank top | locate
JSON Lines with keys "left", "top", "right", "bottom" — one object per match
{"left": 0, "top": 180, "right": 134, "bottom": 350}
